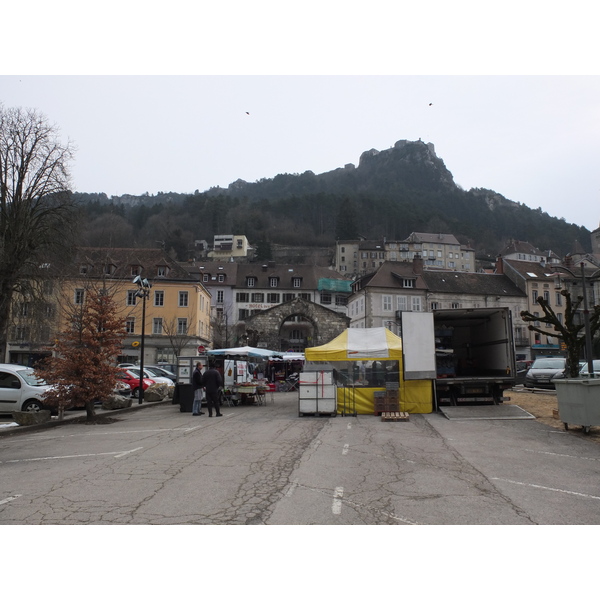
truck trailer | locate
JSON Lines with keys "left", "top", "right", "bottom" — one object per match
{"left": 402, "top": 307, "right": 516, "bottom": 405}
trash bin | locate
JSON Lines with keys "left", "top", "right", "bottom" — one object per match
{"left": 175, "top": 383, "right": 194, "bottom": 412}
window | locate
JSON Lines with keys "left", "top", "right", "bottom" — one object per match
{"left": 126, "top": 318, "right": 135, "bottom": 334}
{"left": 382, "top": 295, "right": 392, "bottom": 311}
{"left": 157, "top": 266, "right": 168, "bottom": 277}
{"left": 283, "top": 293, "right": 295, "bottom": 302}
{"left": 179, "top": 291, "right": 189, "bottom": 307}
{"left": 218, "top": 274, "right": 225, "bottom": 283}
{"left": 153, "top": 318, "right": 163, "bottom": 334}
{"left": 126, "top": 290, "right": 137, "bottom": 306}
{"left": 397, "top": 296, "right": 407, "bottom": 312}
{"left": 269, "top": 277, "right": 278, "bottom": 288}
{"left": 131, "top": 265, "right": 140, "bottom": 276}
{"left": 403, "top": 279, "right": 415, "bottom": 288}
{"left": 532, "top": 290, "right": 538, "bottom": 303}
{"left": 154, "top": 291, "right": 164, "bottom": 306}
{"left": 321, "top": 292, "right": 332, "bottom": 304}
{"left": 451, "top": 302, "right": 460, "bottom": 309}
{"left": 412, "top": 297, "right": 422, "bottom": 312}
{"left": 292, "top": 277, "right": 301, "bottom": 288}
{"left": 335, "top": 295, "right": 347, "bottom": 306}
{"left": 300, "top": 293, "right": 311, "bottom": 301}
{"left": 556, "top": 292, "right": 563, "bottom": 306}
{"left": 543, "top": 291, "right": 550, "bottom": 303}
{"left": 202, "top": 274, "right": 209, "bottom": 283}
{"left": 0, "top": 372, "right": 20, "bottom": 389}
{"left": 247, "top": 277, "right": 256, "bottom": 288}
{"left": 267, "top": 293, "right": 280, "bottom": 303}
{"left": 236, "top": 292, "right": 249, "bottom": 302}
{"left": 216, "top": 290, "right": 224, "bottom": 303}
{"left": 239, "top": 309, "right": 250, "bottom": 319}
{"left": 74, "top": 289, "right": 85, "bottom": 305}
{"left": 251, "top": 293, "right": 264, "bottom": 303}
{"left": 177, "top": 318, "right": 188, "bottom": 335}
{"left": 431, "top": 302, "right": 438, "bottom": 310}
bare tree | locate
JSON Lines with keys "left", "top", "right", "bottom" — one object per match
{"left": 161, "top": 314, "right": 196, "bottom": 358}
{"left": 0, "top": 105, "right": 77, "bottom": 359}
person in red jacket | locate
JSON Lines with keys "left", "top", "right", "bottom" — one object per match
{"left": 202, "top": 363, "right": 223, "bottom": 417}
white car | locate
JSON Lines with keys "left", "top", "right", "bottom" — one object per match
{"left": 127, "top": 367, "right": 175, "bottom": 388}
{"left": 0, "top": 364, "right": 52, "bottom": 413}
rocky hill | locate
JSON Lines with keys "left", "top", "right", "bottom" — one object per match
{"left": 74, "top": 140, "right": 591, "bottom": 261}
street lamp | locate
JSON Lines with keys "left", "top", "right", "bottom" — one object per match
{"left": 133, "top": 275, "right": 152, "bottom": 403}
{"left": 551, "top": 262, "right": 600, "bottom": 378}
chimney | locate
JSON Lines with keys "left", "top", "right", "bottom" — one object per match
{"left": 412, "top": 253, "right": 424, "bottom": 274}
{"left": 495, "top": 255, "right": 504, "bottom": 274}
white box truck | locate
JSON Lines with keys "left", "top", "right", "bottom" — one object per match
{"left": 402, "top": 308, "right": 516, "bottom": 405}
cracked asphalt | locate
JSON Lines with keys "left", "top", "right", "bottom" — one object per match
{"left": 2, "top": 392, "right": 600, "bottom": 524}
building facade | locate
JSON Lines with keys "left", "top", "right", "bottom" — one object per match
{"left": 7, "top": 248, "right": 211, "bottom": 367}
{"left": 335, "top": 232, "right": 476, "bottom": 276}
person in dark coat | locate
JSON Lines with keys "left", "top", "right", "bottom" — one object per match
{"left": 202, "top": 363, "right": 223, "bottom": 417}
{"left": 192, "top": 362, "right": 205, "bottom": 416}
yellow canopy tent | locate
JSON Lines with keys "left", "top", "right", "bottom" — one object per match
{"left": 304, "top": 328, "right": 432, "bottom": 414}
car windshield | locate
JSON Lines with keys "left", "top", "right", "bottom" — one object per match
{"left": 18, "top": 367, "right": 47, "bottom": 386}
{"left": 532, "top": 358, "right": 565, "bottom": 369}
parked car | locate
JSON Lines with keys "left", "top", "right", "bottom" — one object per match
{"left": 0, "top": 364, "right": 52, "bottom": 413}
{"left": 127, "top": 367, "right": 175, "bottom": 389}
{"left": 551, "top": 361, "right": 586, "bottom": 383}
{"left": 117, "top": 369, "right": 155, "bottom": 398}
{"left": 579, "top": 360, "right": 600, "bottom": 378}
{"left": 525, "top": 357, "right": 566, "bottom": 389}
{"left": 515, "top": 360, "right": 533, "bottom": 385}
{"left": 146, "top": 365, "right": 177, "bottom": 382}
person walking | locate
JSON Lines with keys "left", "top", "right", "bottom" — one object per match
{"left": 202, "top": 362, "right": 223, "bottom": 417}
{"left": 192, "top": 362, "right": 205, "bottom": 416}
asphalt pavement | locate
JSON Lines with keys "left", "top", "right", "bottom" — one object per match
{"left": 2, "top": 392, "right": 600, "bottom": 525}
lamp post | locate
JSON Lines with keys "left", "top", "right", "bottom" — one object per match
{"left": 133, "top": 275, "right": 152, "bottom": 403}
{"left": 552, "top": 263, "right": 600, "bottom": 378}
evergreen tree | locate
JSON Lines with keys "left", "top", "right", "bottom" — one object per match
{"left": 35, "top": 285, "right": 125, "bottom": 421}
{"left": 335, "top": 198, "right": 359, "bottom": 239}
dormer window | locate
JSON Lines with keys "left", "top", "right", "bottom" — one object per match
{"left": 218, "top": 274, "right": 225, "bottom": 283}
{"left": 247, "top": 277, "right": 257, "bottom": 288}
{"left": 403, "top": 279, "right": 415, "bottom": 288}
{"left": 131, "top": 265, "right": 141, "bottom": 277}
{"left": 103, "top": 263, "right": 116, "bottom": 275}
{"left": 292, "top": 277, "right": 302, "bottom": 288}
{"left": 157, "top": 266, "right": 168, "bottom": 277}
{"left": 79, "top": 264, "right": 90, "bottom": 275}
{"left": 269, "top": 277, "right": 279, "bottom": 288}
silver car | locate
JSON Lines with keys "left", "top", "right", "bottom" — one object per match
{"left": 0, "top": 364, "right": 51, "bottom": 413}
{"left": 525, "top": 357, "right": 566, "bottom": 389}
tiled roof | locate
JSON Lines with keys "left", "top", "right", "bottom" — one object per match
{"left": 421, "top": 271, "right": 526, "bottom": 297}
{"left": 73, "top": 247, "right": 193, "bottom": 281}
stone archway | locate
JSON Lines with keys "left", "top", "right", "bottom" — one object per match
{"left": 243, "top": 297, "right": 349, "bottom": 351}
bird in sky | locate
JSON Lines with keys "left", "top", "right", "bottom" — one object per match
{"left": 246, "top": 111, "right": 250, "bottom": 115}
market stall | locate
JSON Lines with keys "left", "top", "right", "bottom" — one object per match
{"left": 206, "top": 346, "right": 274, "bottom": 404}
{"left": 304, "top": 328, "right": 432, "bottom": 415}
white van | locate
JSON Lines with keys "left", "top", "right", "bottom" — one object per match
{"left": 0, "top": 364, "right": 51, "bottom": 413}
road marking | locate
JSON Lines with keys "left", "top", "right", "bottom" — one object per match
{"left": 1, "top": 447, "right": 143, "bottom": 464}
{"left": 342, "top": 444, "right": 349, "bottom": 455}
{"left": 35, "top": 427, "right": 202, "bottom": 439}
{"left": 332, "top": 486, "right": 344, "bottom": 514}
{"left": 0, "top": 495, "right": 21, "bottom": 506}
{"left": 525, "top": 449, "right": 600, "bottom": 462}
{"left": 492, "top": 478, "right": 600, "bottom": 501}
{"left": 114, "top": 447, "right": 143, "bottom": 458}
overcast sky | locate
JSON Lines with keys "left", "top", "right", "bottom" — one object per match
{"left": 2, "top": 3, "right": 599, "bottom": 234}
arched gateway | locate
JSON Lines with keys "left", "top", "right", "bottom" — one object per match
{"left": 241, "top": 297, "right": 349, "bottom": 352}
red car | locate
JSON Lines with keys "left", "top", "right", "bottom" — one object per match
{"left": 118, "top": 369, "right": 155, "bottom": 398}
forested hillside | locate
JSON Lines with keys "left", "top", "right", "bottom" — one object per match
{"left": 73, "top": 140, "right": 591, "bottom": 262}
